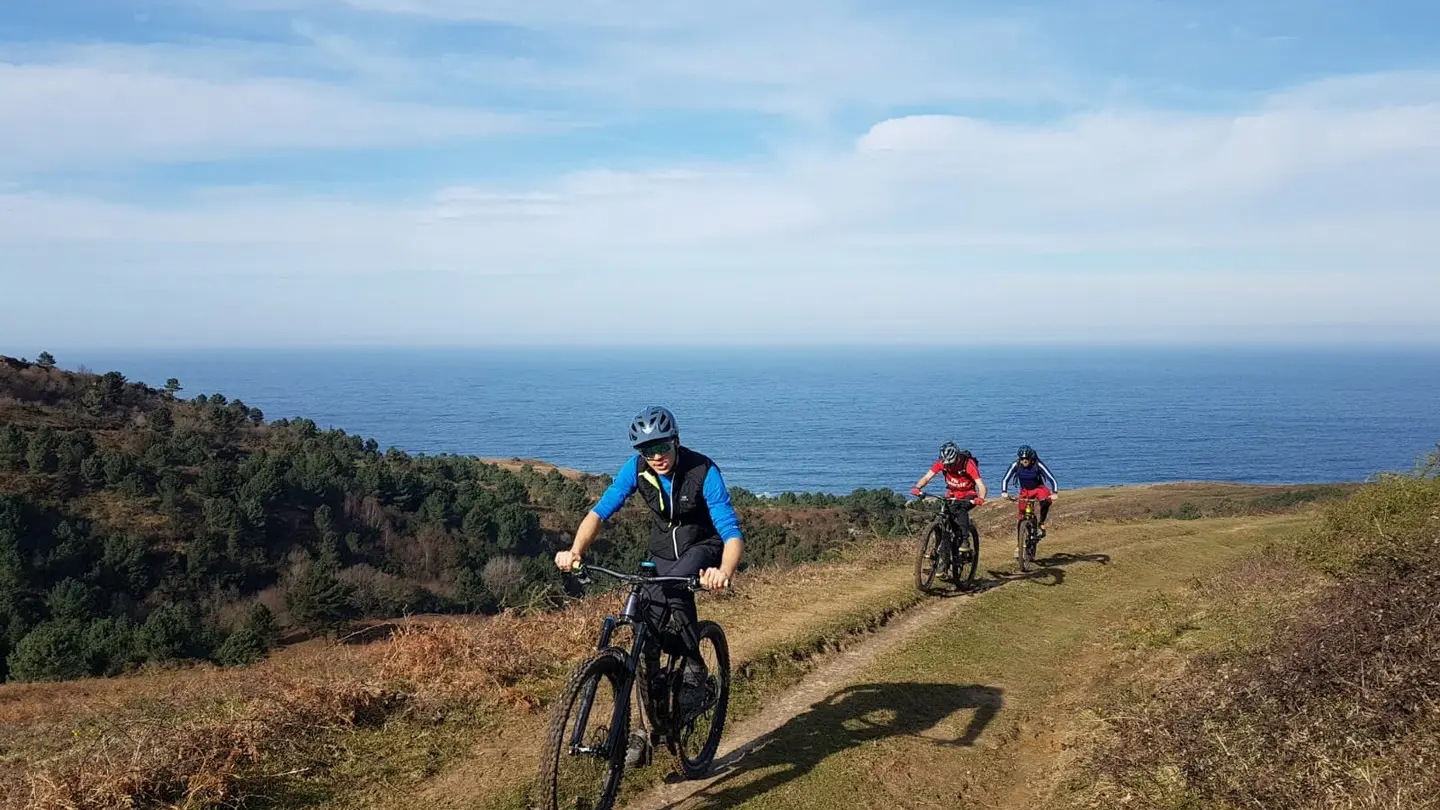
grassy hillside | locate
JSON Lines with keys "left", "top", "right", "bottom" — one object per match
{"left": 1071, "top": 450, "right": 1440, "bottom": 810}
{"left": 0, "top": 479, "right": 1348, "bottom": 810}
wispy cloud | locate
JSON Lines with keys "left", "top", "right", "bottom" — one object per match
{"left": 215, "top": 0, "right": 1084, "bottom": 113}
{"left": 0, "top": 46, "right": 533, "bottom": 170}
{"left": 6, "top": 70, "right": 1437, "bottom": 254}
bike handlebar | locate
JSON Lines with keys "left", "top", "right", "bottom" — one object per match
{"left": 912, "top": 493, "right": 979, "bottom": 504}
{"left": 567, "top": 562, "right": 729, "bottom": 591}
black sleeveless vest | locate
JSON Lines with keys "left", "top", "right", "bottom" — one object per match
{"left": 633, "top": 446, "right": 722, "bottom": 560}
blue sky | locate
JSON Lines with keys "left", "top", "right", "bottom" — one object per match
{"left": 2, "top": 0, "right": 1439, "bottom": 348}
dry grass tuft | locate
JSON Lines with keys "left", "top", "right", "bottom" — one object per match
{"left": 3, "top": 675, "right": 416, "bottom": 810}
{"left": 375, "top": 602, "right": 609, "bottom": 708}
{"left": 0, "top": 586, "right": 645, "bottom": 810}
{"left": 1075, "top": 467, "right": 1440, "bottom": 810}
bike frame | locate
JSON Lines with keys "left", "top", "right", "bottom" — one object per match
{"left": 1012, "top": 496, "right": 1041, "bottom": 567}
{"left": 940, "top": 496, "right": 977, "bottom": 538}
{"left": 567, "top": 565, "right": 699, "bottom": 758}
{"left": 1016, "top": 496, "right": 1040, "bottom": 524}
{"left": 917, "top": 493, "right": 975, "bottom": 561}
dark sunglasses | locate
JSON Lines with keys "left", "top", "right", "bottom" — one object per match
{"left": 638, "top": 441, "right": 675, "bottom": 458}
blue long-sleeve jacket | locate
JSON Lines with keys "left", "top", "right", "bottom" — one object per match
{"left": 1000, "top": 459, "right": 1059, "bottom": 493}
{"left": 592, "top": 455, "right": 744, "bottom": 542}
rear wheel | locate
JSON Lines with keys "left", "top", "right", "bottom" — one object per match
{"left": 669, "top": 621, "right": 730, "bottom": 778}
{"left": 537, "top": 649, "right": 630, "bottom": 810}
{"left": 953, "top": 524, "right": 979, "bottom": 584}
{"left": 916, "top": 524, "right": 944, "bottom": 592}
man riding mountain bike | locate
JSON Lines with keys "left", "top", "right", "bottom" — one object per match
{"left": 911, "top": 441, "right": 988, "bottom": 539}
{"left": 999, "top": 445, "right": 1059, "bottom": 539}
{"left": 553, "top": 406, "right": 744, "bottom": 766}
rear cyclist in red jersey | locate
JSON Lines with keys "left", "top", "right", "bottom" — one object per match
{"left": 911, "top": 442, "right": 988, "bottom": 541}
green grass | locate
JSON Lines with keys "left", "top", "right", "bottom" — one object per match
{"left": 1149, "top": 485, "right": 1353, "bottom": 521}
{"left": 278, "top": 712, "right": 499, "bottom": 809}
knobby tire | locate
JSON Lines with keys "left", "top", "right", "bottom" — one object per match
{"left": 916, "top": 524, "right": 944, "bottom": 592}
{"left": 671, "top": 621, "right": 731, "bottom": 778}
{"left": 537, "top": 648, "right": 630, "bottom": 810}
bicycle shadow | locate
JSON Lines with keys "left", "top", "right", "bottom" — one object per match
{"left": 659, "top": 682, "right": 1003, "bottom": 809}
{"left": 981, "top": 549, "right": 1112, "bottom": 586}
{"left": 979, "top": 568, "right": 1067, "bottom": 587}
{"left": 921, "top": 574, "right": 1032, "bottom": 597}
{"left": 1037, "top": 551, "right": 1111, "bottom": 567}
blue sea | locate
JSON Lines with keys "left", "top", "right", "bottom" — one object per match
{"left": 43, "top": 346, "right": 1440, "bottom": 495}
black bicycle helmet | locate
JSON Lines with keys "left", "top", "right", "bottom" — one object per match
{"left": 939, "top": 442, "right": 961, "bottom": 464}
{"left": 1017, "top": 444, "right": 1037, "bottom": 460}
{"left": 628, "top": 406, "right": 679, "bottom": 448}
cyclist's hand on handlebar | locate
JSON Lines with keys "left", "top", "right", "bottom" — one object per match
{"left": 699, "top": 568, "right": 732, "bottom": 590}
{"left": 554, "top": 550, "right": 581, "bottom": 572}
{"left": 910, "top": 487, "right": 922, "bottom": 497}
{"left": 973, "top": 496, "right": 986, "bottom": 506}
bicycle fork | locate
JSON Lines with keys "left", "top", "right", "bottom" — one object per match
{"left": 1026, "top": 504, "right": 1040, "bottom": 556}
{"left": 569, "top": 589, "right": 648, "bottom": 758}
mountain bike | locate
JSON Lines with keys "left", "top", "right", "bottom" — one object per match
{"left": 1008, "top": 494, "right": 1042, "bottom": 573}
{"left": 537, "top": 561, "right": 730, "bottom": 810}
{"left": 913, "top": 494, "right": 980, "bottom": 591}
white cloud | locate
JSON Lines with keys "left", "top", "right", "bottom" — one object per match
{"left": 0, "top": 4, "right": 1068, "bottom": 175}
{"left": 584, "top": 13, "right": 1073, "bottom": 114}
{"left": 854, "top": 90, "right": 1440, "bottom": 207}
{"left": 4, "top": 71, "right": 1439, "bottom": 259}
{"left": 0, "top": 54, "right": 530, "bottom": 170}
{"left": 205, "top": 0, "right": 1078, "bottom": 118}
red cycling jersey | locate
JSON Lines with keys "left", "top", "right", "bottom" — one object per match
{"left": 930, "top": 458, "right": 980, "bottom": 498}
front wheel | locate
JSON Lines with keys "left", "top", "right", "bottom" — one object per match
{"left": 670, "top": 621, "right": 730, "bottom": 778}
{"left": 1016, "top": 519, "right": 1032, "bottom": 573}
{"left": 916, "top": 524, "right": 944, "bottom": 592}
{"left": 537, "top": 648, "right": 630, "bottom": 810}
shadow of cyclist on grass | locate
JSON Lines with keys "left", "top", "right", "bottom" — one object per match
{"left": 664, "top": 681, "right": 1003, "bottom": 809}
{"left": 983, "top": 548, "right": 1112, "bottom": 585}
{"left": 1037, "top": 551, "right": 1111, "bottom": 567}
